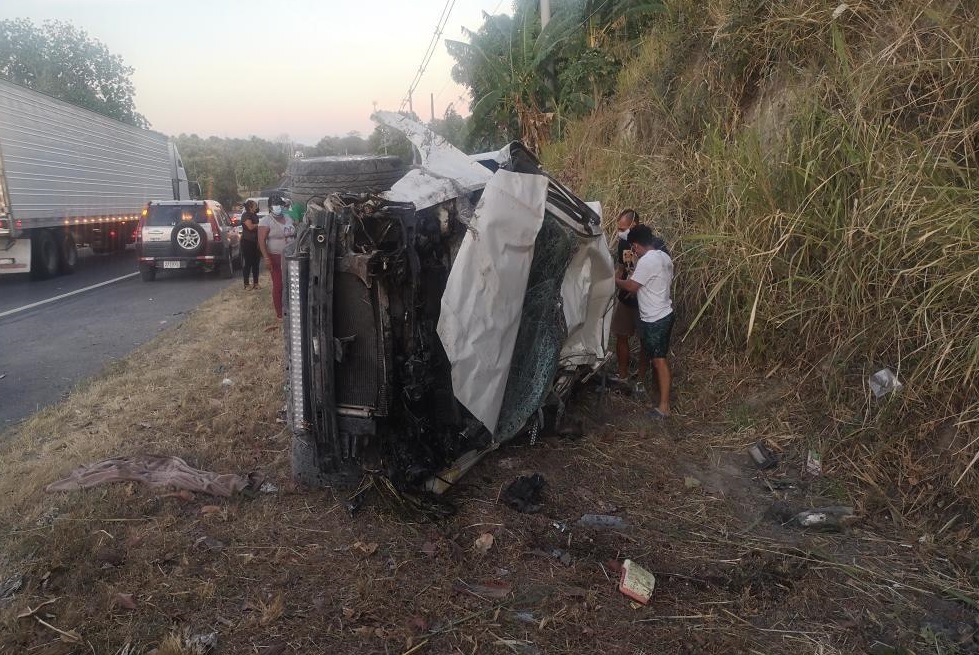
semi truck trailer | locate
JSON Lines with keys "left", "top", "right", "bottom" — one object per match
{"left": 0, "top": 78, "right": 192, "bottom": 278}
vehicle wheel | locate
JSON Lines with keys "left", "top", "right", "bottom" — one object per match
{"left": 30, "top": 230, "right": 60, "bottom": 279}
{"left": 57, "top": 231, "right": 78, "bottom": 274}
{"left": 171, "top": 222, "right": 206, "bottom": 255}
{"left": 140, "top": 265, "right": 156, "bottom": 282}
{"left": 286, "top": 155, "right": 405, "bottom": 206}
{"left": 91, "top": 244, "right": 109, "bottom": 254}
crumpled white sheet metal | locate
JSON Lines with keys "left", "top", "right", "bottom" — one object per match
{"left": 436, "top": 170, "right": 549, "bottom": 435}
{"left": 559, "top": 222, "right": 616, "bottom": 366}
{"left": 373, "top": 111, "right": 492, "bottom": 210}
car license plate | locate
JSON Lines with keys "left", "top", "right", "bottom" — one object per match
{"left": 162, "top": 261, "right": 182, "bottom": 269}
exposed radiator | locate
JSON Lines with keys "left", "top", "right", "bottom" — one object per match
{"left": 333, "top": 269, "right": 387, "bottom": 413}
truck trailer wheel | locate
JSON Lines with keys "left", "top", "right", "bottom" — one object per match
{"left": 286, "top": 155, "right": 405, "bottom": 207}
{"left": 30, "top": 230, "right": 60, "bottom": 279}
{"left": 58, "top": 231, "right": 78, "bottom": 274}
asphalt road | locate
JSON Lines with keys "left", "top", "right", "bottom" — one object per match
{"left": 0, "top": 247, "right": 236, "bottom": 427}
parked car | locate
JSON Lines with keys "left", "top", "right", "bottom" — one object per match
{"left": 283, "top": 113, "right": 615, "bottom": 494}
{"left": 135, "top": 200, "right": 241, "bottom": 282}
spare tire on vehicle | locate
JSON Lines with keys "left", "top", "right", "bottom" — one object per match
{"left": 286, "top": 155, "right": 406, "bottom": 207}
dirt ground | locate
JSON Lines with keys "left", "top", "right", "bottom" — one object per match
{"left": 1, "top": 285, "right": 977, "bottom": 655}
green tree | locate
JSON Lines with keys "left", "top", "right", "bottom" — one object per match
{"left": 0, "top": 18, "right": 147, "bottom": 127}
{"left": 429, "top": 105, "right": 470, "bottom": 150}
{"left": 446, "top": 0, "right": 663, "bottom": 150}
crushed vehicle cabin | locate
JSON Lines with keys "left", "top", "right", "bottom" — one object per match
{"left": 283, "top": 113, "right": 615, "bottom": 494}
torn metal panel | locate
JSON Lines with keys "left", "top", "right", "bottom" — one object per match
{"left": 436, "top": 170, "right": 549, "bottom": 435}
{"left": 559, "top": 233, "right": 616, "bottom": 367}
{"left": 372, "top": 111, "right": 491, "bottom": 210}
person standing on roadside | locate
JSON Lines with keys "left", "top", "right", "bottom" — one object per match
{"left": 258, "top": 191, "right": 296, "bottom": 321}
{"left": 614, "top": 224, "right": 674, "bottom": 419}
{"left": 609, "top": 209, "right": 648, "bottom": 388}
{"left": 240, "top": 199, "right": 262, "bottom": 290}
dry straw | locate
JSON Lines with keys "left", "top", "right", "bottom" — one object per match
{"left": 545, "top": 0, "right": 979, "bottom": 517}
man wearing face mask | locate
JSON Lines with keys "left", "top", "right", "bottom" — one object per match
{"left": 609, "top": 209, "right": 648, "bottom": 387}
{"left": 258, "top": 191, "right": 296, "bottom": 322}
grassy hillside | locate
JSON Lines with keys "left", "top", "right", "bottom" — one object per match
{"left": 545, "top": 0, "right": 979, "bottom": 516}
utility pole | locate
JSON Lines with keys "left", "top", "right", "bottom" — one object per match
{"left": 408, "top": 91, "right": 413, "bottom": 116}
{"left": 430, "top": 93, "right": 435, "bottom": 123}
{"left": 540, "top": 0, "right": 551, "bottom": 28}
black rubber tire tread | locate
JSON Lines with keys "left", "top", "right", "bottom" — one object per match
{"left": 286, "top": 156, "right": 406, "bottom": 206}
{"left": 287, "top": 155, "right": 403, "bottom": 178}
{"left": 140, "top": 265, "right": 156, "bottom": 282}
{"left": 31, "top": 230, "right": 60, "bottom": 279}
{"left": 58, "top": 231, "right": 77, "bottom": 274}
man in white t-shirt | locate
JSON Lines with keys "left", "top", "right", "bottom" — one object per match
{"left": 613, "top": 224, "right": 674, "bottom": 418}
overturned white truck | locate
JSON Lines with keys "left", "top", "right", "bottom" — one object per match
{"left": 284, "top": 114, "right": 615, "bottom": 494}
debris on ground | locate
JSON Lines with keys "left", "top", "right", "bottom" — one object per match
{"left": 869, "top": 367, "right": 903, "bottom": 398}
{"left": 805, "top": 449, "right": 823, "bottom": 476}
{"left": 683, "top": 475, "right": 702, "bottom": 489}
{"left": 618, "top": 559, "right": 656, "bottom": 604}
{"left": 761, "top": 478, "right": 798, "bottom": 491}
{"left": 748, "top": 441, "right": 778, "bottom": 469}
{"left": 221, "top": 378, "right": 234, "bottom": 387}
{"left": 45, "top": 455, "right": 262, "bottom": 497}
{"left": 0, "top": 573, "right": 23, "bottom": 604}
{"left": 575, "top": 514, "right": 629, "bottom": 531}
{"left": 186, "top": 630, "right": 219, "bottom": 653}
{"left": 474, "top": 532, "right": 495, "bottom": 554}
{"left": 502, "top": 473, "right": 546, "bottom": 513}
{"left": 791, "top": 506, "right": 856, "bottom": 531}
{"left": 453, "top": 579, "right": 512, "bottom": 600}
{"left": 528, "top": 548, "right": 573, "bottom": 566}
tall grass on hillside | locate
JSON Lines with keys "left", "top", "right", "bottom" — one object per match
{"left": 546, "top": 0, "right": 979, "bottom": 517}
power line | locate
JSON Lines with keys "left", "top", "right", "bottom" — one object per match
{"left": 400, "top": 0, "right": 457, "bottom": 113}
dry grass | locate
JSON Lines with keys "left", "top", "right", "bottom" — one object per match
{"left": 1, "top": 286, "right": 977, "bottom": 653}
{"left": 544, "top": 0, "right": 979, "bottom": 520}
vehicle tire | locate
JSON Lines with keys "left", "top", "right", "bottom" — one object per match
{"left": 30, "top": 230, "right": 60, "bottom": 279}
{"left": 286, "top": 155, "right": 405, "bottom": 206}
{"left": 140, "top": 265, "right": 156, "bottom": 282}
{"left": 171, "top": 222, "right": 206, "bottom": 255}
{"left": 91, "top": 244, "right": 109, "bottom": 255}
{"left": 57, "top": 231, "right": 78, "bottom": 274}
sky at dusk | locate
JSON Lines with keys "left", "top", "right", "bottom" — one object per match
{"left": 4, "top": 0, "right": 511, "bottom": 145}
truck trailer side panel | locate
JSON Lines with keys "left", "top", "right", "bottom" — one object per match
{"left": 0, "top": 79, "right": 187, "bottom": 276}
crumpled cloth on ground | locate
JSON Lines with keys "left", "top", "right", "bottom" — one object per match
{"left": 45, "top": 455, "right": 262, "bottom": 497}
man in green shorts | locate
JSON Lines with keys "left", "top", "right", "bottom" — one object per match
{"left": 613, "top": 224, "right": 674, "bottom": 419}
